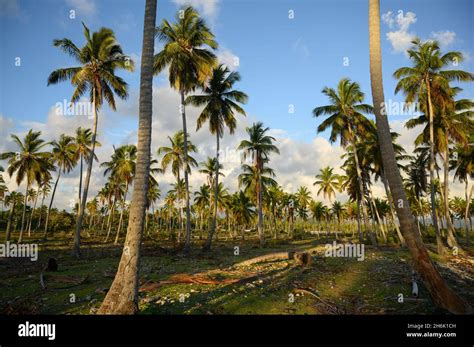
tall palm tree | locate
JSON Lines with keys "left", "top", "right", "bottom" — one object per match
{"left": 393, "top": 37, "right": 473, "bottom": 254}
{"left": 313, "top": 167, "right": 340, "bottom": 202}
{"left": 73, "top": 127, "right": 99, "bottom": 207}
{"left": 1, "top": 130, "right": 51, "bottom": 242}
{"left": 369, "top": 0, "right": 469, "bottom": 313}
{"left": 48, "top": 22, "right": 134, "bottom": 258}
{"left": 313, "top": 78, "right": 376, "bottom": 244}
{"left": 187, "top": 64, "right": 248, "bottom": 251}
{"left": 231, "top": 191, "right": 256, "bottom": 238}
{"left": 154, "top": 6, "right": 218, "bottom": 253}
{"left": 238, "top": 122, "right": 280, "bottom": 246}
{"left": 99, "top": 0, "right": 156, "bottom": 314}
{"left": 0, "top": 166, "right": 7, "bottom": 208}
{"left": 44, "top": 134, "right": 77, "bottom": 238}
{"left": 194, "top": 184, "right": 211, "bottom": 236}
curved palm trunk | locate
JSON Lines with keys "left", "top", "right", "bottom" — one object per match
{"left": 44, "top": 171, "right": 61, "bottom": 239}
{"left": 203, "top": 134, "right": 220, "bottom": 251}
{"left": 36, "top": 192, "right": 46, "bottom": 230}
{"left": 105, "top": 199, "right": 116, "bottom": 242}
{"left": 73, "top": 90, "right": 98, "bottom": 258}
{"left": 78, "top": 155, "right": 83, "bottom": 212}
{"left": 98, "top": 0, "right": 156, "bottom": 314}
{"left": 18, "top": 181, "right": 29, "bottom": 243}
{"left": 369, "top": 0, "right": 469, "bottom": 314}
{"left": 115, "top": 187, "right": 128, "bottom": 245}
{"left": 180, "top": 91, "right": 192, "bottom": 254}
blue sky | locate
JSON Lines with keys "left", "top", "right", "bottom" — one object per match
{"left": 0, "top": 0, "right": 473, "bottom": 208}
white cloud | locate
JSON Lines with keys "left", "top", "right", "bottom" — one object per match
{"left": 430, "top": 30, "right": 456, "bottom": 47}
{"left": 217, "top": 49, "right": 240, "bottom": 71}
{"left": 382, "top": 10, "right": 417, "bottom": 54}
{"left": 172, "top": 0, "right": 219, "bottom": 19}
{"left": 65, "top": 0, "right": 97, "bottom": 17}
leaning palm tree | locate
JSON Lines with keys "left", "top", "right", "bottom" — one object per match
{"left": 154, "top": 6, "right": 218, "bottom": 253}
{"left": 393, "top": 37, "right": 473, "bottom": 254}
{"left": 44, "top": 134, "right": 77, "bottom": 238}
{"left": 99, "top": 0, "right": 156, "bottom": 314}
{"left": 313, "top": 167, "right": 340, "bottom": 202}
{"left": 48, "top": 22, "right": 134, "bottom": 258}
{"left": 1, "top": 130, "right": 51, "bottom": 242}
{"left": 312, "top": 78, "right": 376, "bottom": 244}
{"left": 186, "top": 64, "right": 248, "bottom": 251}
{"left": 369, "top": 0, "right": 469, "bottom": 313}
{"left": 238, "top": 124, "right": 280, "bottom": 247}
{"left": 4, "top": 191, "right": 24, "bottom": 241}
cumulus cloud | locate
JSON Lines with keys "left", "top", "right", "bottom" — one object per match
{"left": 217, "top": 49, "right": 240, "bottom": 71}
{"left": 172, "top": 0, "right": 219, "bottom": 19}
{"left": 382, "top": 10, "right": 417, "bottom": 54}
{"left": 430, "top": 30, "right": 456, "bottom": 47}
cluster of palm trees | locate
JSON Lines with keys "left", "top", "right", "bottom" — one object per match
{"left": 1, "top": 0, "right": 473, "bottom": 314}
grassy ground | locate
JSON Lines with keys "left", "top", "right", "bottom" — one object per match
{"left": 1, "top": 231, "right": 473, "bottom": 315}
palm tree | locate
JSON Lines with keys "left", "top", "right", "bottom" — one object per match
{"left": 187, "top": 64, "right": 248, "bottom": 251}
{"left": 35, "top": 171, "right": 52, "bottom": 230}
{"left": 369, "top": 0, "right": 469, "bottom": 313}
{"left": 199, "top": 157, "right": 224, "bottom": 187}
{"left": 44, "top": 134, "right": 77, "bottom": 238}
{"left": 99, "top": 0, "right": 156, "bottom": 314}
{"left": 4, "top": 191, "right": 23, "bottom": 241}
{"left": 313, "top": 78, "right": 376, "bottom": 244}
{"left": 73, "top": 127, "right": 99, "bottom": 207}
{"left": 1, "top": 130, "right": 51, "bottom": 242}
{"left": 154, "top": 6, "right": 218, "bottom": 253}
{"left": 101, "top": 145, "right": 137, "bottom": 244}
{"left": 394, "top": 38, "right": 473, "bottom": 254}
{"left": 48, "top": 22, "right": 134, "bottom": 258}
{"left": 231, "top": 191, "right": 256, "bottom": 239}
{"left": 238, "top": 123, "right": 279, "bottom": 246}
{"left": 313, "top": 167, "right": 340, "bottom": 202}
{"left": 157, "top": 131, "right": 198, "bottom": 182}
{"left": 0, "top": 166, "right": 7, "bottom": 208}
{"left": 194, "top": 184, "right": 211, "bottom": 236}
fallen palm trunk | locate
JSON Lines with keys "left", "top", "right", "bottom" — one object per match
{"left": 40, "top": 274, "right": 89, "bottom": 289}
{"left": 234, "top": 248, "right": 319, "bottom": 268}
{"left": 139, "top": 272, "right": 259, "bottom": 292}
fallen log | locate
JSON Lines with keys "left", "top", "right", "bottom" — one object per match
{"left": 40, "top": 274, "right": 89, "bottom": 289}
{"left": 234, "top": 250, "right": 314, "bottom": 267}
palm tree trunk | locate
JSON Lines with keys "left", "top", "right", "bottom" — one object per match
{"left": 425, "top": 79, "right": 447, "bottom": 255}
{"left": 36, "top": 192, "right": 46, "bottom": 230}
{"left": 369, "top": 0, "right": 469, "bottom": 313}
{"left": 98, "top": 0, "right": 156, "bottom": 314}
{"left": 18, "top": 181, "right": 30, "bottom": 243}
{"left": 5, "top": 202, "right": 16, "bottom": 242}
{"left": 27, "top": 186, "right": 40, "bottom": 236}
{"left": 203, "top": 134, "right": 220, "bottom": 251}
{"left": 115, "top": 186, "right": 128, "bottom": 245}
{"left": 443, "top": 146, "right": 459, "bottom": 248}
{"left": 382, "top": 173, "right": 405, "bottom": 245}
{"left": 257, "top": 158, "right": 265, "bottom": 246}
{"left": 73, "top": 89, "right": 98, "bottom": 258}
{"left": 44, "top": 171, "right": 61, "bottom": 239}
{"left": 105, "top": 199, "right": 116, "bottom": 243}
{"left": 78, "top": 155, "right": 83, "bottom": 212}
{"left": 180, "top": 91, "right": 192, "bottom": 254}
{"left": 465, "top": 181, "right": 472, "bottom": 245}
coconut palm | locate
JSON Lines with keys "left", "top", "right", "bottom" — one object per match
{"left": 369, "top": 0, "right": 469, "bottom": 313}
{"left": 154, "top": 6, "right": 218, "bottom": 253}
{"left": 238, "top": 122, "right": 279, "bottom": 246}
{"left": 48, "top": 22, "right": 134, "bottom": 258}
{"left": 1, "top": 130, "right": 51, "bottom": 242}
{"left": 313, "top": 78, "right": 376, "bottom": 244}
{"left": 99, "top": 0, "right": 156, "bottom": 314}
{"left": 157, "top": 131, "right": 198, "bottom": 182}
{"left": 186, "top": 64, "right": 248, "bottom": 250}
{"left": 73, "top": 127, "right": 99, "bottom": 206}
{"left": 0, "top": 166, "right": 7, "bottom": 207}
{"left": 313, "top": 167, "right": 341, "bottom": 202}
{"left": 194, "top": 184, "right": 211, "bottom": 236}
{"left": 231, "top": 191, "right": 256, "bottom": 238}
{"left": 44, "top": 134, "right": 77, "bottom": 238}
{"left": 394, "top": 38, "right": 473, "bottom": 253}
{"left": 199, "top": 157, "right": 224, "bottom": 187}
{"left": 4, "top": 191, "right": 24, "bottom": 241}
